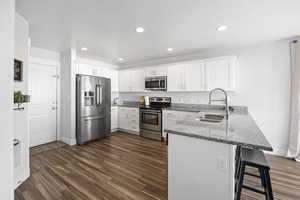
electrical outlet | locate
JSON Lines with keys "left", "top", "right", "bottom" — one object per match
{"left": 216, "top": 157, "right": 228, "bottom": 173}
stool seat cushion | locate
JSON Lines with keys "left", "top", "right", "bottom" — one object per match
{"left": 241, "top": 148, "right": 269, "bottom": 168}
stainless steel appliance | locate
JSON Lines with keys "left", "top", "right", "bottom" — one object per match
{"left": 145, "top": 76, "right": 167, "bottom": 91}
{"left": 140, "top": 97, "right": 171, "bottom": 140}
{"left": 76, "top": 75, "right": 111, "bottom": 145}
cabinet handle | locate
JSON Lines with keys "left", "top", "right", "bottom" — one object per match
{"left": 13, "top": 139, "right": 20, "bottom": 146}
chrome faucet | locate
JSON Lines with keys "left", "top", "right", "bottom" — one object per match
{"left": 208, "top": 88, "right": 229, "bottom": 119}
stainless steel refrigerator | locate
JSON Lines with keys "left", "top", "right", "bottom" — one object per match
{"left": 76, "top": 75, "right": 111, "bottom": 145}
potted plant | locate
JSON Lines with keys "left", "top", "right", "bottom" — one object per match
{"left": 14, "top": 91, "right": 30, "bottom": 111}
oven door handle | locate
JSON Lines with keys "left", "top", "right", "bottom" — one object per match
{"left": 140, "top": 110, "right": 161, "bottom": 114}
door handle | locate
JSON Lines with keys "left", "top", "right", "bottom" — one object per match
{"left": 99, "top": 85, "right": 103, "bottom": 105}
{"left": 84, "top": 116, "right": 105, "bottom": 121}
{"left": 13, "top": 139, "right": 20, "bottom": 146}
{"left": 95, "top": 84, "right": 103, "bottom": 106}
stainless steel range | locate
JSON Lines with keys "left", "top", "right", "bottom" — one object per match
{"left": 140, "top": 97, "right": 171, "bottom": 141}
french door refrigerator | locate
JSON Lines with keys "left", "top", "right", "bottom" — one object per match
{"left": 76, "top": 75, "right": 111, "bottom": 145}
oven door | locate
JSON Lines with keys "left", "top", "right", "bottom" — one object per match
{"left": 145, "top": 80, "right": 160, "bottom": 89}
{"left": 140, "top": 109, "right": 161, "bottom": 132}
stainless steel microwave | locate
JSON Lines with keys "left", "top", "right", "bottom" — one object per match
{"left": 145, "top": 76, "right": 167, "bottom": 91}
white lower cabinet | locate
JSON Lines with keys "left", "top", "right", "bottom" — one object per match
{"left": 118, "top": 107, "right": 139, "bottom": 133}
{"left": 111, "top": 107, "right": 118, "bottom": 131}
{"left": 163, "top": 110, "right": 199, "bottom": 138}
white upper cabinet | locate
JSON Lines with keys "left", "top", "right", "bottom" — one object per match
{"left": 118, "top": 55, "right": 236, "bottom": 93}
{"left": 145, "top": 66, "right": 168, "bottom": 77}
{"left": 167, "top": 65, "right": 185, "bottom": 91}
{"left": 105, "top": 69, "right": 119, "bottom": 92}
{"left": 111, "top": 70, "right": 119, "bottom": 92}
{"left": 76, "top": 62, "right": 119, "bottom": 92}
{"left": 77, "top": 63, "right": 98, "bottom": 76}
{"left": 185, "top": 62, "right": 206, "bottom": 91}
{"left": 205, "top": 56, "right": 236, "bottom": 91}
{"left": 119, "top": 68, "right": 145, "bottom": 92}
{"left": 168, "top": 62, "right": 206, "bottom": 92}
{"left": 119, "top": 70, "right": 131, "bottom": 92}
{"left": 131, "top": 68, "right": 145, "bottom": 91}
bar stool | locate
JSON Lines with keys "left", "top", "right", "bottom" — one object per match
{"left": 235, "top": 147, "right": 273, "bottom": 200}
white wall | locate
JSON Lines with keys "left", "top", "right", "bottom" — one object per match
{"left": 0, "top": 0, "right": 15, "bottom": 199}
{"left": 120, "top": 40, "right": 291, "bottom": 156}
{"left": 30, "top": 47, "right": 60, "bottom": 62}
{"left": 14, "top": 13, "right": 30, "bottom": 188}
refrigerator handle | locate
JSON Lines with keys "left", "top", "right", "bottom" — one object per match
{"left": 100, "top": 85, "right": 103, "bottom": 105}
{"left": 95, "top": 84, "right": 103, "bottom": 106}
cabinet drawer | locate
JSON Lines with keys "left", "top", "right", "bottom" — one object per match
{"left": 128, "top": 125, "right": 139, "bottom": 132}
{"left": 129, "top": 119, "right": 139, "bottom": 124}
{"left": 128, "top": 113, "right": 139, "bottom": 119}
{"left": 163, "top": 110, "right": 199, "bottom": 121}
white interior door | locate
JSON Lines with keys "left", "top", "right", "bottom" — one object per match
{"left": 28, "top": 63, "right": 57, "bottom": 147}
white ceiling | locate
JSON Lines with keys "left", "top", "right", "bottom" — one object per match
{"left": 16, "top": 0, "right": 300, "bottom": 66}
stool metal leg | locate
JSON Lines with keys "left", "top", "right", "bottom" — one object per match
{"left": 264, "top": 168, "right": 274, "bottom": 200}
{"left": 259, "top": 168, "right": 266, "bottom": 188}
{"left": 235, "top": 163, "right": 245, "bottom": 200}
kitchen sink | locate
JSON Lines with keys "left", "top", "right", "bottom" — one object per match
{"left": 196, "top": 114, "right": 225, "bottom": 123}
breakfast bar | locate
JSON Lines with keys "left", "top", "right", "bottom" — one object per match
{"left": 164, "top": 108, "right": 273, "bottom": 200}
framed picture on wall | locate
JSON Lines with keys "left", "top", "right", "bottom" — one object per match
{"left": 14, "top": 59, "right": 23, "bottom": 81}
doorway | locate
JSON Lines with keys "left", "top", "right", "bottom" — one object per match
{"left": 28, "top": 61, "right": 58, "bottom": 147}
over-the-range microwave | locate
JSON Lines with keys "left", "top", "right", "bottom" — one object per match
{"left": 145, "top": 76, "right": 167, "bottom": 91}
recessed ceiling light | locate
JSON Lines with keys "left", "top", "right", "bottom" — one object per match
{"left": 216, "top": 25, "right": 228, "bottom": 32}
{"left": 118, "top": 58, "right": 124, "bottom": 61}
{"left": 136, "top": 27, "right": 145, "bottom": 33}
{"left": 81, "top": 47, "right": 88, "bottom": 51}
{"left": 167, "top": 48, "right": 174, "bottom": 52}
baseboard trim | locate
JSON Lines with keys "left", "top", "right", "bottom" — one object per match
{"left": 118, "top": 128, "right": 140, "bottom": 135}
{"left": 59, "top": 136, "right": 76, "bottom": 145}
{"left": 265, "top": 147, "right": 287, "bottom": 157}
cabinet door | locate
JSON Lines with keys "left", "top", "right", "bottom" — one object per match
{"left": 167, "top": 65, "right": 185, "bottom": 91}
{"left": 77, "top": 63, "right": 97, "bottom": 76}
{"left": 145, "top": 66, "right": 168, "bottom": 77}
{"left": 111, "top": 107, "right": 118, "bottom": 130}
{"left": 119, "top": 70, "right": 131, "bottom": 92}
{"left": 118, "top": 108, "right": 129, "bottom": 130}
{"left": 185, "top": 62, "right": 206, "bottom": 91}
{"left": 205, "top": 57, "right": 236, "bottom": 91}
{"left": 97, "top": 67, "right": 109, "bottom": 78}
{"left": 127, "top": 108, "right": 139, "bottom": 132}
{"left": 112, "top": 70, "right": 119, "bottom": 92}
{"left": 130, "top": 69, "right": 145, "bottom": 92}
{"left": 107, "top": 69, "right": 118, "bottom": 92}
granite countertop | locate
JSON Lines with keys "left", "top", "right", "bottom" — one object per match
{"left": 118, "top": 104, "right": 139, "bottom": 108}
{"left": 113, "top": 101, "right": 140, "bottom": 108}
{"left": 164, "top": 110, "right": 273, "bottom": 151}
{"left": 163, "top": 103, "right": 248, "bottom": 114}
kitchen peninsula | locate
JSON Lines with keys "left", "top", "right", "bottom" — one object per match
{"left": 164, "top": 106, "right": 273, "bottom": 200}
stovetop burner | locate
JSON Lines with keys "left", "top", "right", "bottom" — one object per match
{"left": 139, "top": 97, "right": 171, "bottom": 110}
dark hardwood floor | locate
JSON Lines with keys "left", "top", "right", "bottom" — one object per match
{"left": 15, "top": 132, "right": 300, "bottom": 200}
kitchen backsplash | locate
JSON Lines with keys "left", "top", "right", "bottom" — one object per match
{"left": 118, "top": 92, "right": 237, "bottom": 105}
